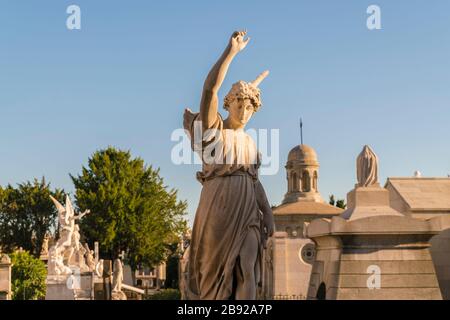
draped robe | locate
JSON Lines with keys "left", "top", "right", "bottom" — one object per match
{"left": 183, "top": 110, "right": 263, "bottom": 300}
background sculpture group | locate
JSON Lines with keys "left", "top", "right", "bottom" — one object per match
{"left": 47, "top": 196, "right": 97, "bottom": 276}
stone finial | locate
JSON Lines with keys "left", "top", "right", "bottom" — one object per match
{"left": 356, "top": 145, "right": 378, "bottom": 187}
{"left": 0, "top": 253, "right": 11, "bottom": 264}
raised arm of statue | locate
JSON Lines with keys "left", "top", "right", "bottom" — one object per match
{"left": 75, "top": 209, "right": 90, "bottom": 220}
{"left": 200, "top": 30, "right": 250, "bottom": 130}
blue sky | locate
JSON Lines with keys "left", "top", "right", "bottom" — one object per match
{"left": 1, "top": 1, "right": 449, "bottom": 224}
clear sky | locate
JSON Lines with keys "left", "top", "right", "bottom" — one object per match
{"left": 1, "top": 1, "right": 449, "bottom": 224}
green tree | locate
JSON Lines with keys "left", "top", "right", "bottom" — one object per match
{"left": 0, "top": 178, "right": 65, "bottom": 257}
{"left": 329, "top": 195, "right": 336, "bottom": 206}
{"left": 329, "top": 194, "right": 346, "bottom": 209}
{"left": 165, "top": 242, "right": 182, "bottom": 289}
{"left": 10, "top": 250, "right": 47, "bottom": 300}
{"left": 71, "top": 147, "right": 187, "bottom": 271}
{"left": 336, "top": 199, "right": 347, "bottom": 209}
{"left": 146, "top": 288, "right": 181, "bottom": 300}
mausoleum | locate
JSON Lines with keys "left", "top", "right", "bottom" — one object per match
{"left": 265, "top": 144, "right": 343, "bottom": 299}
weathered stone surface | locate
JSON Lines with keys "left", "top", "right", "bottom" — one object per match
{"left": 306, "top": 146, "right": 446, "bottom": 300}
{"left": 386, "top": 177, "right": 450, "bottom": 299}
{"left": 340, "top": 248, "right": 433, "bottom": 261}
{"left": 336, "top": 288, "right": 442, "bottom": 300}
{"left": 335, "top": 274, "right": 439, "bottom": 288}
{"left": 271, "top": 234, "right": 312, "bottom": 299}
{"left": 45, "top": 273, "right": 93, "bottom": 300}
{"left": 339, "top": 260, "right": 436, "bottom": 274}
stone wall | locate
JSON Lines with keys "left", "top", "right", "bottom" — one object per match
{"left": 307, "top": 232, "right": 443, "bottom": 300}
{"left": 271, "top": 232, "right": 313, "bottom": 299}
{"left": 430, "top": 229, "right": 450, "bottom": 300}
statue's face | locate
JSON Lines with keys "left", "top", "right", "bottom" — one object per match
{"left": 227, "top": 97, "right": 255, "bottom": 127}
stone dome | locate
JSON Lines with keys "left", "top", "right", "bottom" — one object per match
{"left": 287, "top": 144, "right": 318, "bottom": 165}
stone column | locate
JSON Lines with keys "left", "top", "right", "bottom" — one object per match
{"left": 0, "top": 254, "right": 12, "bottom": 300}
{"left": 94, "top": 242, "right": 99, "bottom": 265}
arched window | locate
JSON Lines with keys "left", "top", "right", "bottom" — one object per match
{"left": 286, "top": 171, "right": 290, "bottom": 192}
{"left": 313, "top": 171, "right": 318, "bottom": 191}
{"left": 292, "top": 172, "right": 298, "bottom": 191}
{"left": 316, "top": 283, "right": 326, "bottom": 300}
{"left": 302, "top": 171, "right": 310, "bottom": 192}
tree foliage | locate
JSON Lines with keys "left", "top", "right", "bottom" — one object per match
{"left": 336, "top": 199, "right": 347, "bottom": 210}
{"left": 329, "top": 194, "right": 346, "bottom": 209}
{"left": 329, "top": 195, "right": 336, "bottom": 206}
{"left": 146, "top": 288, "right": 181, "bottom": 300}
{"left": 71, "top": 147, "right": 187, "bottom": 270}
{"left": 10, "top": 250, "right": 47, "bottom": 300}
{"left": 165, "top": 242, "right": 182, "bottom": 289}
{"left": 0, "top": 178, "right": 65, "bottom": 257}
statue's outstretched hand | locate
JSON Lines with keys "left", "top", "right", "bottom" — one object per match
{"left": 77, "top": 209, "right": 90, "bottom": 219}
{"left": 230, "top": 30, "right": 250, "bottom": 53}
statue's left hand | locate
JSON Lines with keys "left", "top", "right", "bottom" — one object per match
{"left": 263, "top": 210, "right": 274, "bottom": 237}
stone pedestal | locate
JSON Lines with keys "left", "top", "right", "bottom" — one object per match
{"left": 0, "top": 254, "right": 12, "bottom": 300}
{"left": 46, "top": 273, "right": 94, "bottom": 300}
{"left": 341, "top": 184, "right": 403, "bottom": 220}
{"left": 93, "top": 275, "right": 107, "bottom": 300}
{"left": 305, "top": 186, "right": 449, "bottom": 300}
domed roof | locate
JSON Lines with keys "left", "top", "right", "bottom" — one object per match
{"left": 287, "top": 144, "right": 318, "bottom": 164}
{"left": 273, "top": 201, "right": 343, "bottom": 216}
